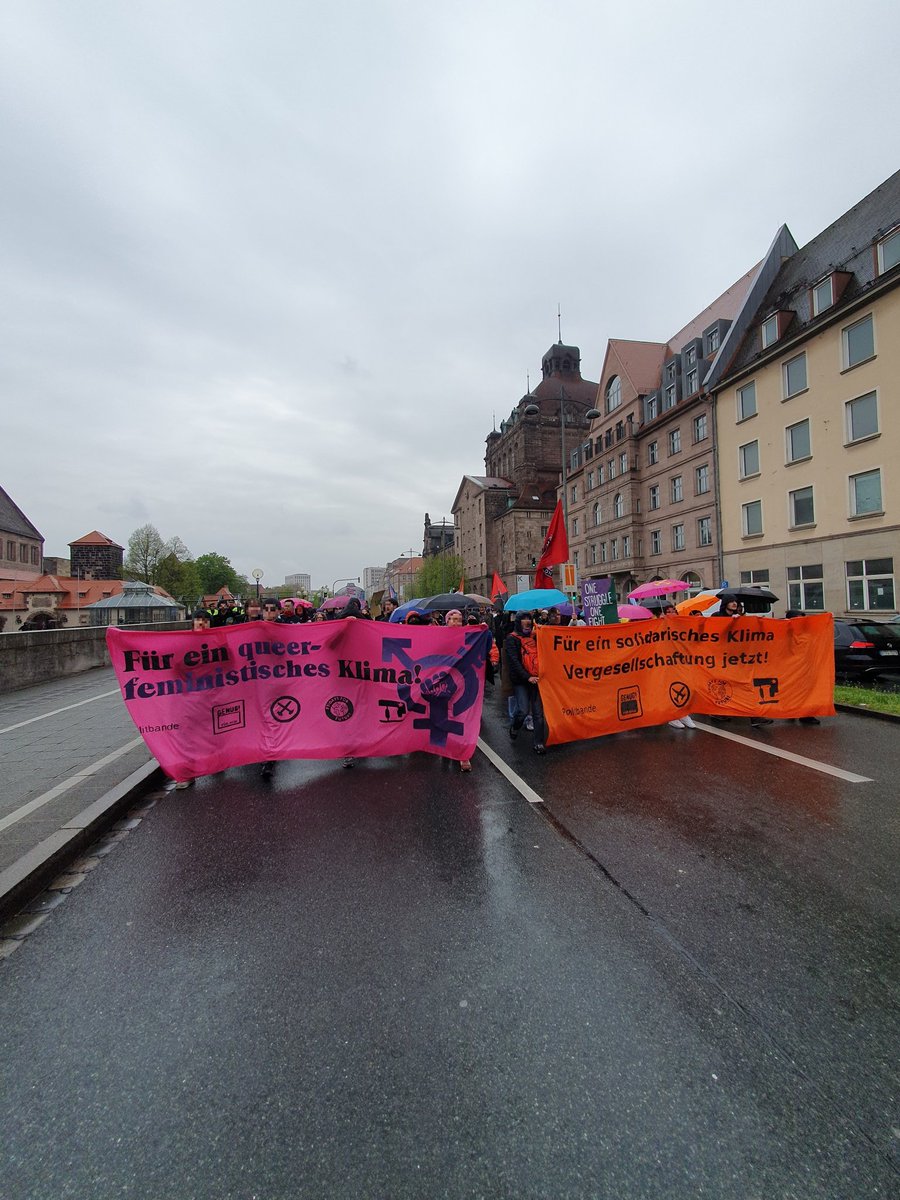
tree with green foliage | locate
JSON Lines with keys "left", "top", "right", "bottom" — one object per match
{"left": 124, "top": 524, "right": 167, "bottom": 583}
{"left": 414, "top": 553, "right": 466, "bottom": 598}
{"left": 155, "top": 553, "right": 201, "bottom": 606}
{"left": 194, "top": 551, "right": 244, "bottom": 598}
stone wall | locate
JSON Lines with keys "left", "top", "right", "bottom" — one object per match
{"left": 0, "top": 621, "right": 188, "bottom": 694}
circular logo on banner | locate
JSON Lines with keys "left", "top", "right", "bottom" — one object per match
{"left": 325, "top": 696, "right": 354, "bottom": 722}
{"left": 669, "top": 681, "right": 691, "bottom": 709}
{"left": 707, "top": 679, "right": 733, "bottom": 707}
{"left": 270, "top": 695, "right": 301, "bottom": 723}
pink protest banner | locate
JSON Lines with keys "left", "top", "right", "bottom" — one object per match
{"left": 107, "top": 621, "right": 492, "bottom": 782}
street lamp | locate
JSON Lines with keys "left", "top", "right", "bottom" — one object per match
{"left": 252, "top": 568, "right": 264, "bottom": 599}
{"left": 524, "top": 389, "right": 601, "bottom": 528}
{"left": 332, "top": 576, "right": 360, "bottom": 597}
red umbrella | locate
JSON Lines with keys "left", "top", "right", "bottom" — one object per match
{"left": 627, "top": 579, "right": 691, "bottom": 600}
{"left": 287, "top": 597, "right": 314, "bottom": 608}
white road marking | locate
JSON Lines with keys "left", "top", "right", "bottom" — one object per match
{"left": 0, "top": 738, "right": 145, "bottom": 832}
{"left": 476, "top": 737, "right": 546, "bottom": 805}
{"left": 693, "top": 722, "right": 873, "bottom": 783}
{"left": 0, "top": 689, "right": 121, "bottom": 736}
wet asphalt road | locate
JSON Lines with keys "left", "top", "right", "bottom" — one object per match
{"left": 0, "top": 690, "right": 898, "bottom": 1199}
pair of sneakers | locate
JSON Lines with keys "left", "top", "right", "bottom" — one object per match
{"left": 668, "top": 716, "right": 698, "bottom": 729}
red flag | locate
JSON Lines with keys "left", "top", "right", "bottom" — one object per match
{"left": 458, "top": 576, "right": 465, "bottom": 594}
{"left": 489, "top": 572, "right": 509, "bottom": 604}
{"left": 534, "top": 500, "right": 569, "bottom": 589}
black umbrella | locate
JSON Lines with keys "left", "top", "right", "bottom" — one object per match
{"left": 718, "top": 586, "right": 779, "bottom": 612}
{"left": 422, "top": 592, "right": 484, "bottom": 612}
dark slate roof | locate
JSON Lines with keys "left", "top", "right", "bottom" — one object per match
{"left": 0, "top": 486, "right": 43, "bottom": 541}
{"left": 721, "top": 169, "right": 900, "bottom": 381}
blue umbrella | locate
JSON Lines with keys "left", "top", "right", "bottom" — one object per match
{"left": 504, "top": 587, "right": 569, "bottom": 611}
{"left": 388, "top": 597, "right": 431, "bottom": 623}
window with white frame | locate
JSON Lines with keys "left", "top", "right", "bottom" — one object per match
{"left": 606, "top": 376, "right": 622, "bottom": 411}
{"left": 761, "top": 314, "right": 779, "bottom": 347}
{"left": 842, "top": 314, "right": 874, "bottom": 368}
{"left": 574, "top": 550, "right": 579, "bottom": 569}
{"left": 783, "top": 353, "right": 807, "bottom": 398}
{"left": 614, "top": 493, "right": 624, "bottom": 518}
{"left": 623, "top": 535, "right": 630, "bottom": 558}
{"left": 786, "top": 418, "right": 811, "bottom": 463}
{"left": 608, "top": 458, "right": 616, "bottom": 479}
{"left": 812, "top": 277, "right": 833, "bottom": 316}
{"left": 668, "top": 428, "right": 681, "bottom": 454}
{"left": 695, "top": 464, "right": 710, "bottom": 495}
{"left": 672, "top": 523, "right": 685, "bottom": 551}
{"left": 685, "top": 367, "right": 698, "bottom": 395}
{"left": 592, "top": 501, "right": 601, "bottom": 526}
{"left": 615, "top": 453, "right": 625, "bottom": 477}
{"left": 707, "top": 328, "right": 720, "bottom": 354}
{"left": 646, "top": 394, "right": 658, "bottom": 420}
{"left": 664, "top": 383, "right": 677, "bottom": 409}
{"left": 665, "top": 362, "right": 676, "bottom": 382}
{"left": 671, "top": 475, "right": 683, "bottom": 503}
{"left": 742, "top": 499, "right": 763, "bottom": 536}
{"left": 846, "top": 557, "right": 894, "bottom": 610}
{"left": 650, "top": 530, "right": 661, "bottom": 555}
{"left": 571, "top": 483, "right": 578, "bottom": 503}
{"left": 846, "top": 391, "right": 878, "bottom": 443}
{"left": 740, "top": 569, "right": 770, "bottom": 584}
{"left": 588, "top": 469, "right": 595, "bottom": 489}
{"left": 649, "top": 484, "right": 660, "bottom": 510}
{"left": 739, "top": 440, "right": 760, "bottom": 478}
{"left": 648, "top": 441, "right": 659, "bottom": 465}
{"left": 598, "top": 464, "right": 605, "bottom": 484}
{"left": 849, "top": 468, "right": 882, "bottom": 516}
{"left": 611, "top": 538, "right": 618, "bottom": 560}
{"left": 590, "top": 542, "right": 597, "bottom": 565}
{"left": 685, "top": 346, "right": 697, "bottom": 366}
{"left": 737, "top": 381, "right": 756, "bottom": 421}
{"left": 572, "top": 517, "right": 579, "bottom": 536}
{"left": 877, "top": 228, "right": 900, "bottom": 274}
{"left": 601, "top": 541, "right": 607, "bottom": 562}
{"left": 698, "top": 516, "right": 712, "bottom": 546}
{"left": 789, "top": 485, "right": 815, "bottom": 527}
{"left": 787, "top": 564, "right": 824, "bottom": 611}
{"left": 693, "top": 412, "right": 708, "bottom": 441}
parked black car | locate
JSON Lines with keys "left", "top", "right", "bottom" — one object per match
{"left": 833, "top": 619, "right": 900, "bottom": 683}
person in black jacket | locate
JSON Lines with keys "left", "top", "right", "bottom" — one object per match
{"left": 504, "top": 612, "right": 546, "bottom": 754}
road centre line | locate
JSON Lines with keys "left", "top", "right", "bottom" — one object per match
{"left": 0, "top": 689, "right": 121, "bottom": 736}
{"left": 476, "top": 737, "right": 545, "bottom": 805}
{"left": 0, "top": 738, "right": 146, "bottom": 833}
{"left": 694, "top": 722, "right": 873, "bottom": 783}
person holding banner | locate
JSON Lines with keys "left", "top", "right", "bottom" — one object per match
{"left": 505, "top": 612, "right": 546, "bottom": 755}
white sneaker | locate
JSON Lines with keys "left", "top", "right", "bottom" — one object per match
{"left": 524, "top": 715, "right": 534, "bottom": 730}
{"left": 174, "top": 779, "right": 194, "bottom": 790}
{"left": 680, "top": 716, "right": 698, "bottom": 729}
{"left": 668, "top": 719, "right": 685, "bottom": 729}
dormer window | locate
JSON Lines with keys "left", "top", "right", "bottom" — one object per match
{"left": 606, "top": 375, "right": 622, "bottom": 412}
{"left": 707, "top": 327, "right": 720, "bottom": 354}
{"left": 665, "top": 362, "right": 676, "bottom": 382}
{"left": 685, "top": 346, "right": 697, "bottom": 366}
{"left": 761, "top": 314, "right": 779, "bottom": 347}
{"left": 877, "top": 226, "right": 900, "bottom": 274}
{"left": 812, "top": 276, "right": 834, "bottom": 315}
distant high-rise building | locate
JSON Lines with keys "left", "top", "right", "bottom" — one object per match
{"left": 284, "top": 572, "right": 311, "bottom": 593}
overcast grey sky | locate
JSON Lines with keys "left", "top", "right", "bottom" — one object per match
{"left": 2, "top": 1, "right": 898, "bottom": 589}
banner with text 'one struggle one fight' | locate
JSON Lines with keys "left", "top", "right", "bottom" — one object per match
{"left": 537, "top": 614, "right": 835, "bottom": 745}
{"left": 107, "top": 622, "right": 491, "bottom": 781}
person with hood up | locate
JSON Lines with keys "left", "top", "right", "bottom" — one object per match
{"left": 504, "top": 611, "right": 546, "bottom": 754}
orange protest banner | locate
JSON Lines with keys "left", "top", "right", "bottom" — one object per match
{"left": 536, "top": 614, "right": 835, "bottom": 745}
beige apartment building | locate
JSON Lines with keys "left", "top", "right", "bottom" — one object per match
{"left": 711, "top": 171, "right": 900, "bottom": 617}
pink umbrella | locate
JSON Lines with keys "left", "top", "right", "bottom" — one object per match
{"left": 617, "top": 603, "right": 655, "bottom": 620}
{"left": 319, "top": 595, "right": 355, "bottom": 610}
{"left": 289, "top": 597, "right": 314, "bottom": 608}
{"left": 627, "top": 579, "right": 691, "bottom": 600}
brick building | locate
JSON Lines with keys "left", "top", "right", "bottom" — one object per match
{"left": 70, "top": 531, "right": 124, "bottom": 581}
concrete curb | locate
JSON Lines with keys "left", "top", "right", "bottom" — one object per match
{"left": 0, "top": 760, "right": 163, "bottom": 923}
{"left": 835, "top": 703, "right": 900, "bottom": 724}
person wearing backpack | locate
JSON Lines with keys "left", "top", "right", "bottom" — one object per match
{"left": 504, "top": 611, "right": 546, "bottom": 754}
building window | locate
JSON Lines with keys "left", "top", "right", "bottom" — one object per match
{"left": 599, "top": 464, "right": 605, "bottom": 484}
{"left": 877, "top": 228, "right": 900, "bottom": 274}
{"left": 619, "top": 452, "right": 627, "bottom": 475}
{"left": 571, "top": 483, "right": 578, "bottom": 504}
{"left": 743, "top": 500, "right": 763, "bottom": 536}
{"left": 783, "top": 353, "right": 807, "bottom": 398}
{"left": 574, "top": 550, "right": 580, "bottom": 569}
{"left": 665, "top": 362, "right": 676, "bottom": 382}
{"left": 846, "top": 557, "right": 894, "bottom": 610}
{"left": 786, "top": 418, "right": 811, "bottom": 463}
{"left": 588, "top": 469, "right": 595, "bottom": 490}
{"left": 611, "top": 538, "right": 619, "bottom": 560}
{"left": 672, "top": 524, "right": 685, "bottom": 551}
{"left": 846, "top": 391, "right": 878, "bottom": 443}
{"left": 31, "top": 546, "right": 39, "bottom": 564}
{"left": 572, "top": 517, "right": 579, "bottom": 536}
{"left": 685, "top": 346, "right": 697, "bottom": 366}
{"left": 695, "top": 464, "right": 710, "bottom": 495}
{"left": 842, "top": 314, "right": 874, "bottom": 368}
{"left": 739, "top": 440, "right": 760, "bottom": 478}
{"left": 646, "top": 394, "right": 658, "bottom": 420}
{"left": 685, "top": 367, "right": 698, "bottom": 395}
{"left": 789, "top": 485, "right": 815, "bottom": 527}
{"left": 601, "top": 542, "right": 608, "bottom": 562}
{"left": 593, "top": 501, "right": 601, "bottom": 526}
{"left": 849, "top": 468, "right": 882, "bottom": 516}
{"left": 812, "top": 276, "right": 834, "bottom": 315}
{"left": 650, "top": 530, "right": 661, "bottom": 555}
{"left": 698, "top": 516, "right": 712, "bottom": 546}
{"left": 5, "top": 540, "right": 13, "bottom": 560}
{"left": 614, "top": 493, "right": 624, "bottom": 518}
{"left": 740, "top": 569, "right": 770, "bottom": 585}
{"left": 648, "top": 485, "right": 660, "bottom": 511}
{"left": 590, "top": 542, "right": 598, "bottom": 565}
{"left": 19, "top": 543, "right": 27, "bottom": 563}
{"left": 707, "top": 327, "right": 720, "bottom": 354}
{"left": 761, "top": 314, "right": 779, "bottom": 347}
{"left": 606, "top": 376, "right": 622, "bottom": 412}
{"left": 671, "top": 475, "right": 683, "bottom": 503}
{"left": 693, "top": 413, "right": 708, "bottom": 442}
{"left": 608, "top": 458, "right": 616, "bottom": 479}
{"left": 664, "top": 383, "right": 677, "bottom": 409}
{"left": 668, "top": 428, "right": 681, "bottom": 455}
{"left": 648, "top": 440, "right": 659, "bottom": 465}
{"left": 623, "top": 535, "right": 631, "bottom": 558}
{"left": 788, "top": 564, "right": 825, "bottom": 611}
{"left": 737, "top": 381, "right": 757, "bottom": 421}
